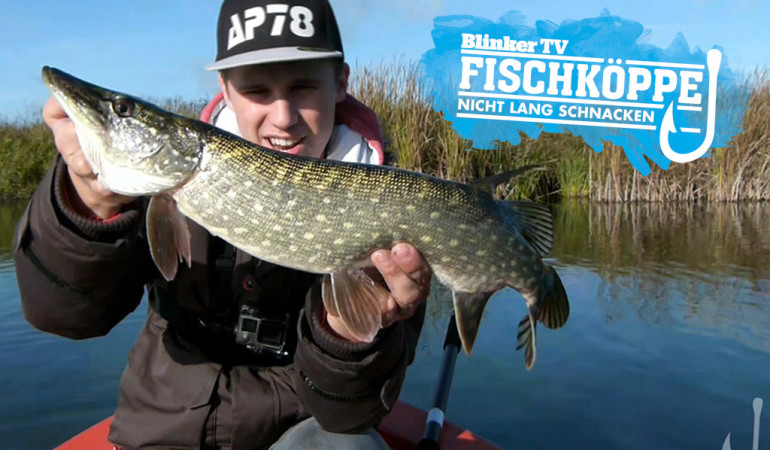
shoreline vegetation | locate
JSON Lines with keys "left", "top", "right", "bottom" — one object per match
{"left": 1, "top": 63, "right": 767, "bottom": 202}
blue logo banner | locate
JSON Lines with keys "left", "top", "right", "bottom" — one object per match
{"left": 420, "top": 9, "right": 751, "bottom": 175}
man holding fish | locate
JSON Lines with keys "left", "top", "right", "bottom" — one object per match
{"left": 15, "top": 0, "right": 431, "bottom": 448}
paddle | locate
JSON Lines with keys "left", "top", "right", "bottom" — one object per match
{"left": 418, "top": 313, "right": 462, "bottom": 450}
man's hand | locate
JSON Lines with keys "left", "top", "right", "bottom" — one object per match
{"left": 370, "top": 242, "right": 431, "bottom": 328}
{"left": 43, "top": 96, "right": 135, "bottom": 219}
{"left": 326, "top": 242, "right": 431, "bottom": 341}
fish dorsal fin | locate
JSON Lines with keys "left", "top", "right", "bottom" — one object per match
{"left": 497, "top": 200, "right": 554, "bottom": 257}
{"left": 452, "top": 290, "right": 494, "bottom": 354}
{"left": 321, "top": 267, "right": 389, "bottom": 342}
{"left": 147, "top": 193, "right": 191, "bottom": 281}
{"left": 471, "top": 164, "right": 547, "bottom": 196}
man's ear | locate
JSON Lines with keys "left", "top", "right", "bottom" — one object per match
{"left": 218, "top": 73, "right": 233, "bottom": 108}
{"left": 336, "top": 63, "right": 350, "bottom": 103}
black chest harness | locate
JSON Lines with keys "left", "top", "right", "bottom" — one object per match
{"left": 153, "top": 238, "right": 319, "bottom": 366}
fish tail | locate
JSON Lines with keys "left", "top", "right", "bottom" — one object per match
{"left": 537, "top": 264, "right": 570, "bottom": 329}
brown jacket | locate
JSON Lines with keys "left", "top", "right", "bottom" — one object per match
{"left": 14, "top": 157, "right": 424, "bottom": 449}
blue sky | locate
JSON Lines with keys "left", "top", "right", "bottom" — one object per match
{"left": 0, "top": 0, "right": 766, "bottom": 120}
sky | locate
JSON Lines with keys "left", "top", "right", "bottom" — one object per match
{"left": 0, "top": 0, "right": 767, "bottom": 120}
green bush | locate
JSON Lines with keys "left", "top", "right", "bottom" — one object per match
{"left": 0, "top": 121, "right": 56, "bottom": 200}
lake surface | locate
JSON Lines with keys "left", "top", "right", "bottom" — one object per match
{"left": 1, "top": 200, "right": 768, "bottom": 449}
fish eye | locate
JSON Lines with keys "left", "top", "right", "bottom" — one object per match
{"left": 112, "top": 97, "right": 135, "bottom": 117}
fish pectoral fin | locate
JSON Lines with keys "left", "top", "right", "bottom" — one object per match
{"left": 497, "top": 200, "right": 553, "bottom": 257}
{"left": 321, "top": 267, "right": 389, "bottom": 343}
{"left": 538, "top": 265, "right": 570, "bottom": 329}
{"left": 452, "top": 290, "right": 493, "bottom": 354}
{"left": 321, "top": 274, "right": 337, "bottom": 317}
{"left": 146, "top": 193, "right": 191, "bottom": 281}
{"left": 516, "top": 313, "right": 537, "bottom": 370}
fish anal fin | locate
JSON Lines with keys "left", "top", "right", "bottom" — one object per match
{"left": 516, "top": 313, "right": 537, "bottom": 370}
{"left": 147, "top": 193, "right": 191, "bottom": 281}
{"left": 452, "top": 290, "right": 494, "bottom": 354}
{"left": 321, "top": 266, "right": 389, "bottom": 343}
{"left": 538, "top": 265, "right": 570, "bottom": 329}
{"left": 497, "top": 200, "right": 554, "bottom": 257}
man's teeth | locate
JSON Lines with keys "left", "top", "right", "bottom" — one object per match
{"left": 269, "top": 138, "right": 301, "bottom": 149}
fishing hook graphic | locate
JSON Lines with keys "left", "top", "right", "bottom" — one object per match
{"left": 659, "top": 49, "right": 722, "bottom": 163}
{"left": 722, "top": 397, "right": 763, "bottom": 450}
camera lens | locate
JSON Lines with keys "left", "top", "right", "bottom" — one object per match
{"left": 257, "top": 320, "right": 286, "bottom": 347}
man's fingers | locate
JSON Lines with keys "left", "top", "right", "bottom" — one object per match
{"left": 371, "top": 243, "right": 431, "bottom": 326}
{"left": 43, "top": 96, "right": 68, "bottom": 125}
{"left": 391, "top": 243, "right": 431, "bottom": 285}
{"left": 382, "top": 297, "right": 400, "bottom": 328}
{"left": 67, "top": 153, "right": 96, "bottom": 178}
{"left": 87, "top": 177, "right": 116, "bottom": 198}
{"left": 372, "top": 244, "right": 427, "bottom": 282}
{"left": 42, "top": 95, "right": 135, "bottom": 219}
{"left": 44, "top": 96, "right": 94, "bottom": 178}
{"left": 371, "top": 247, "right": 417, "bottom": 304}
{"left": 81, "top": 172, "right": 132, "bottom": 202}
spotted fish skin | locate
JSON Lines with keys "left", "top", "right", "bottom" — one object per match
{"left": 42, "top": 66, "right": 569, "bottom": 370}
{"left": 176, "top": 133, "right": 533, "bottom": 291}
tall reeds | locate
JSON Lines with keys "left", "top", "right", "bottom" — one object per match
{"left": 350, "top": 62, "right": 770, "bottom": 203}
{"left": 1, "top": 62, "right": 768, "bottom": 202}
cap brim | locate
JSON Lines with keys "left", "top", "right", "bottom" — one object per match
{"left": 205, "top": 47, "right": 343, "bottom": 71}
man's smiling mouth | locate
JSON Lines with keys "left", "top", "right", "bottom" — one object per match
{"left": 267, "top": 137, "right": 304, "bottom": 151}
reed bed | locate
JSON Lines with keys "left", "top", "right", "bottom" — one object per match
{"left": 350, "top": 62, "right": 770, "bottom": 203}
{"left": 1, "top": 63, "right": 768, "bottom": 202}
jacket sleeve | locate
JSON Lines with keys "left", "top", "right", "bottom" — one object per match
{"left": 13, "top": 156, "right": 153, "bottom": 339}
{"left": 292, "top": 280, "right": 425, "bottom": 433}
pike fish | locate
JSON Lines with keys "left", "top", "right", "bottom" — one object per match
{"left": 42, "top": 66, "right": 569, "bottom": 370}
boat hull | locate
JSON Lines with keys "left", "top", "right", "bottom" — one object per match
{"left": 54, "top": 400, "right": 500, "bottom": 450}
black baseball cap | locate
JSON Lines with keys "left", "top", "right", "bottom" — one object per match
{"left": 206, "top": 0, "right": 344, "bottom": 71}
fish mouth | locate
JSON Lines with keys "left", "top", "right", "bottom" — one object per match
{"left": 41, "top": 66, "right": 108, "bottom": 132}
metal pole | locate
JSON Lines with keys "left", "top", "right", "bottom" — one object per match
{"left": 418, "top": 313, "right": 462, "bottom": 450}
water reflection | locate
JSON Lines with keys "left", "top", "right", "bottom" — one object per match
{"left": 4, "top": 199, "right": 768, "bottom": 273}
{"left": 0, "top": 202, "right": 25, "bottom": 258}
{"left": 553, "top": 200, "right": 770, "bottom": 279}
{"left": 551, "top": 200, "right": 770, "bottom": 354}
{"left": 3, "top": 199, "right": 769, "bottom": 356}
{"left": 1, "top": 200, "right": 769, "bottom": 448}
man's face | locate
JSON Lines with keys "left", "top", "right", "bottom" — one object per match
{"left": 219, "top": 59, "right": 348, "bottom": 158}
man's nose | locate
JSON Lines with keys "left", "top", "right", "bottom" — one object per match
{"left": 268, "top": 98, "right": 297, "bottom": 130}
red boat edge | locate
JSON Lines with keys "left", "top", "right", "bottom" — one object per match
{"left": 55, "top": 401, "right": 500, "bottom": 450}
{"left": 377, "top": 401, "right": 501, "bottom": 450}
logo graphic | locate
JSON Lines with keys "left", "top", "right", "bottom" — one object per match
{"left": 723, "top": 398, "right": 763, "bottom": 450}
{"left": 421, "top": 10, "right": 750, "bottom": 175}
{"left": 228, "top": 4, "right": 315, "bottom": 49}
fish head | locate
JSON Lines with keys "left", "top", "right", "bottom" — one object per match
{"left": 41, "top": 66, "right": 204, "bottom": 195}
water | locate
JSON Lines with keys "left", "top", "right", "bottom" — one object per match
{"left": 1, "top": 200, "right": 769, "bottom": 449}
